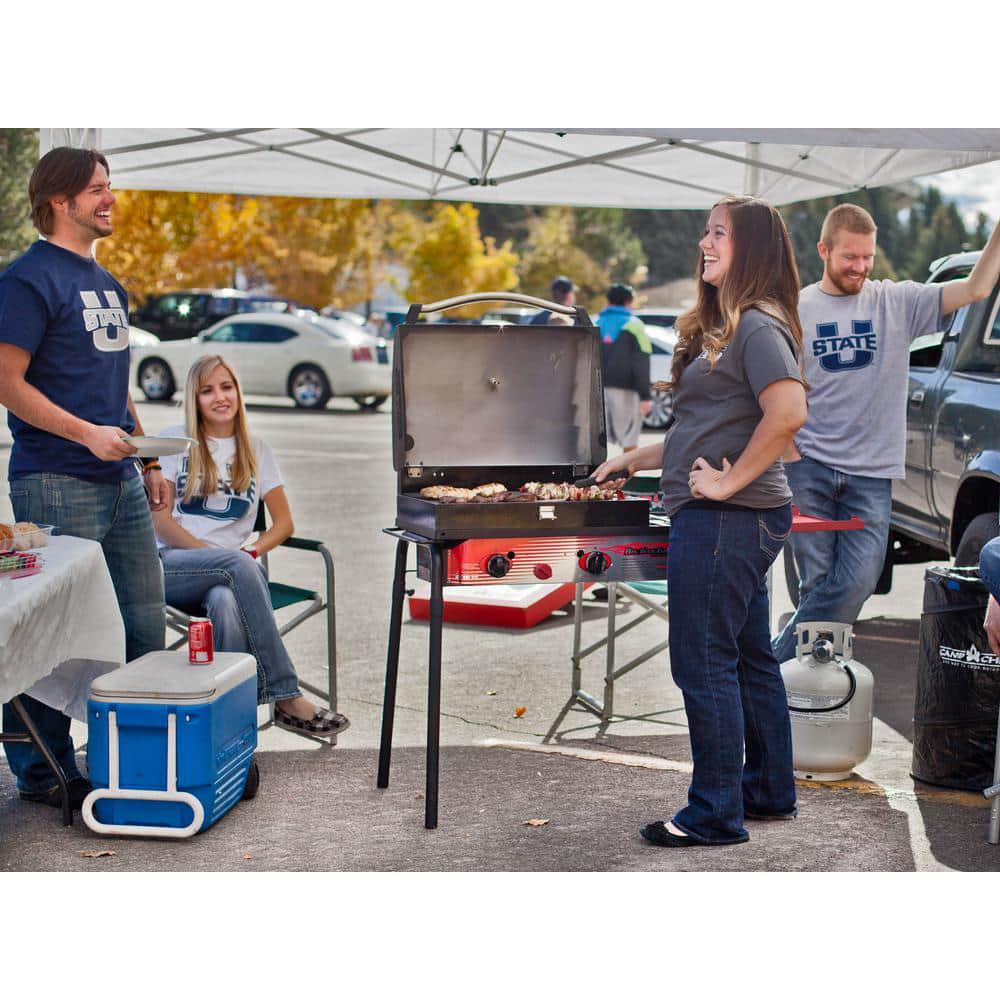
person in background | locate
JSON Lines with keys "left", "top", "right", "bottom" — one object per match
{"left": 772, "top": 204, "right": 1000, "bottom": 665}
{"left": 152, "top": 355, "right": 349, "bottom": 738}
{"left": 0, "top": 146, "right": 166, "bottom": 811}
{"left": 529, "top": 275, "right": 576, "bottom": 324}
{"left": 593, "top": 196, "right": 807, "bottom": 847}
{"left": 596, "top": 283, "right": 652, "bottom": 453}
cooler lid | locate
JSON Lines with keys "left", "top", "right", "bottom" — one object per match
{"left": 90, "top": 651, "right": 256, "bottom": 703}
{"left": 392, "top": 319, "right": 606, "bottom": 473}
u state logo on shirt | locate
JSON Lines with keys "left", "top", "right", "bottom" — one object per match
{"left": 80, "top": 289, "right": 129, "bottom": 352}
{"left": 811, "top": 320, "right": 877, "bottom": 372}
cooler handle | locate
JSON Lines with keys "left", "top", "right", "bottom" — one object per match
{"left": 82, "top": 710, "right": 205, "bottom": 839}
{"left": 405, "top": 293, "right": 591, "bottom": 326}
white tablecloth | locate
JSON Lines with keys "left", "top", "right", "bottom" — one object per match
{"left": 0, "top": 535, "right": 125, "bottom": 721}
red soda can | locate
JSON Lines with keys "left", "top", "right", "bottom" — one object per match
{"left": 188, "top": 617, "right": 214, "bottom": 663}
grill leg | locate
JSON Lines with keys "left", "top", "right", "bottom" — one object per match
{"left": 377, "top": 538, "right": 409, "bottom": 789}
{"left": 603, "top": 583, "right": 618, "bottom": 727}
{"left": 425, "top": 546, "right": 444, "bottom": 829}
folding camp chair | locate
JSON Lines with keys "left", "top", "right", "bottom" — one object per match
{"left": 164, "top": 506, "right": 339, "bottom": 745}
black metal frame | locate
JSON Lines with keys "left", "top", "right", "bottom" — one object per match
{"left": 377, "top": 528, "right": 448, "bottom": 829}
{"left": 0, "top": 696, "right": 73, "bottom": 826}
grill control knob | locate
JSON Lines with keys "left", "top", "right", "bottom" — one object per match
{"left": 533, "top": 563, "right": 553, "bottom": 580}
{"left": 486, "top": 554, "right": 512, "bottom": 578}
{"left": 582, "top": 551, "right": 612, "bottom": 575}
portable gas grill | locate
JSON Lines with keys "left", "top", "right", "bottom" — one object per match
{"left": 378, "top": 293, "right": 670, "bottom": 828}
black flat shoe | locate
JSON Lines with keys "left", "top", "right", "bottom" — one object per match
{"left": 639, "top": 820, "right": 698, "bottom": 848}
{"left": 274, "top": 705, "right": 350, "bottom": 737}
{"left": 20, "top": 776, "right": 92, "bottom": 811}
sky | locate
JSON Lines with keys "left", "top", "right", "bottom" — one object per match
{"left": 918, "top": 160, "right": 1000, "bottom": 227}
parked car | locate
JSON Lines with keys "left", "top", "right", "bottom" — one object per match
{"left": 130, "top": 312, "right": 391, "bottom": 411}
{"left": 130, "top": 289, "right": 293, "bottom": 342}
{"left": 481, "top": 307, "right": 539, "bottom": 325}
{"left": 128, "top": 325, "right": 160, "bottom": 353}
{"left": 882, "top": 249, "right": 1000, "bottom": 590}
{"left": 634, "top": 308, "right": 682, "bottom": 330}
{"left": 644, "top": 324, "right": 677, "bottom": 430}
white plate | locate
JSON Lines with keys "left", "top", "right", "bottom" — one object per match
{"left": 123, "top": 435, "right": 195, "bottom": 458}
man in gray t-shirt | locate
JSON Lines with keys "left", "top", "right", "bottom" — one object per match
{"left": 772, "top": 203, "right": 1000, "bottom": 664}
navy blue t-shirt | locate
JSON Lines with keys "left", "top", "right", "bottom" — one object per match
{"left": 0, "top": 240, "right": 136, "bottom": 482}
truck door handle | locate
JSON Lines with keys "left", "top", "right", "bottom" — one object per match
{"left": 909, "top": 389, "right": 925, "bottom": 406}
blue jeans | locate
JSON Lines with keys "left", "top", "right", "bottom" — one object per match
{"left": 979, "top": 537, "right": 1000, "bottom": 596}
{"left": 666, "top": 504, "right": 796, "bottom": 844}
{"left": 771, "top": 457, "right": 892, "bottom": 664}
{"left": 3, "top": 473, "right": 165, "bottom": 794}
{"left": 159, "top": 547, "right": 301, "bottom": 703}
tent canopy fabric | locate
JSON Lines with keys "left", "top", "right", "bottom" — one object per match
{"left": 41, "top": 128, "right": 1000, "bottom": 210}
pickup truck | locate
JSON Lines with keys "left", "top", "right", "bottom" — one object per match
{"left": 886, "top": 249, "right": 1000, "bottom": 585}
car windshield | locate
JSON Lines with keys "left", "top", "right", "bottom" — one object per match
{"left": 311, "top": 315, "right": 368, "bottom": 343}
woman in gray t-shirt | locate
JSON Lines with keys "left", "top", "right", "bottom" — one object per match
{"left": 593, "top": 196, "right": 807, "bottom": 848}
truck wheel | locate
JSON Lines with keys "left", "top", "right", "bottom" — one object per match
{"left": 954, "top": 513, "right": 1000, "bottom": 569}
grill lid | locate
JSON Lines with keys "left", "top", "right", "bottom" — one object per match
{"left": 393, "top": 303, "right": 606, "bottom": 485}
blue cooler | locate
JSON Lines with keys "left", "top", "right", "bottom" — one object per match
{"left": 82, "top": 651, "right": 258, "bottom": 838}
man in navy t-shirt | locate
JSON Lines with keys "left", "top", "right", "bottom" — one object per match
{"left": 0, "top": 147, "right": 165, "bottom": 811}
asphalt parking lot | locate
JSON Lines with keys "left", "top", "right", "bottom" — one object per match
{"left": 2, "top": 395, "right": 998, "bottom": 871}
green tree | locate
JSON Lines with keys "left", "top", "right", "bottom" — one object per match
{"left": 574, "top": 207, "right": 646, "bottom": 285}
{"left": 905, "top": 202, "right": 969, "bottom": 279}
{"left": 0, "top": 128, "right": 38, "bottom": 270}
{"left": 973, "top": 212, "right": 991, "bottom": 249}
{"left": 517, "top": 207, "right": 607, "bottom": 310}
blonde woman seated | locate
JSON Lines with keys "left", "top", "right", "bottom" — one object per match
{"left": 152, "top": 355, "right": 348, "bottom": 737}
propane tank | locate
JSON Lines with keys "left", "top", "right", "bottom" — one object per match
{"left": 779, "top": 622, "right": 874, "bottom": 781}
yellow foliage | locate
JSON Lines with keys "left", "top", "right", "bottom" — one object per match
{"left": 405, "top": 203, "right": 518, "bottom": 316}
{"left": 518, "top": 207, "right": 608, "bottom": 313}
{"left": 98, "top": 191, "right": 413, "bottom": 312}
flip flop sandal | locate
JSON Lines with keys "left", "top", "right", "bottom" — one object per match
{"left": 274, "top": 705, "right": 350, "bottom": 737}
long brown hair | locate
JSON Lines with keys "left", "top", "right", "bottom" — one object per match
{"left": 664, "top": 196, "right": 803, "bottom": 390}
{"left": 182, "top": 355, "right": 258, "bottom": 502}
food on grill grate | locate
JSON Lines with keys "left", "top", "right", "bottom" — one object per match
{"left": 522, "top": 479, "right": 627, "bottom": 501}
{"left": 418, "top": 478, "right": 629, "bottom": 504}
{"left": 420, "top": 482, "right": 507, "bottom": 501}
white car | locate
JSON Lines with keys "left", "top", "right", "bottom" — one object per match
{"left": 128, "top": 324, "right": 160, "bottom": 352}
{"left": 645, "top": 325, "right": 676, "bottom": 430}
{"left": 130, "top": 312, "right": 392, "bottom": 411}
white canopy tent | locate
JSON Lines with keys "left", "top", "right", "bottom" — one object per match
{"left": 40, "top": 128, "right": 1000, "bottom": 210}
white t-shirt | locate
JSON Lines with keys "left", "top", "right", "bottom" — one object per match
{"left": 795, "top": 279, "right": 943, "bottom": 479}
{"left": 157, "top": 424, "right": 283, "bottom": 550}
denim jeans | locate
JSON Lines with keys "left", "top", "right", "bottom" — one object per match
{"left": 979, "top": 537, "right": 1000, "bottom": 596}
{"left": 159, "top": 546, "right": 301, "bottom": 703}
{"left": 771, "top": 457, "right": 892, "bottom": 665}
{"left": 667, "top": 503, "right": 796, "bottom": 844}
{"left": 3, "top": 473, "right": 165, "bottom": 794}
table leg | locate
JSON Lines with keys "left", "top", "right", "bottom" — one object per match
{"left": 425, "top": 546, "right": 444, "bottom": 829}
{"left": 377, "top": 538, "right": 410, "bottom": 789}
{"left": 7, "top": 696, "right": 72, "bottom": 827}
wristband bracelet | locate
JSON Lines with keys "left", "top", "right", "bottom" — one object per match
{"left": 142, "top": 462, "right": 162, "bottom": 473}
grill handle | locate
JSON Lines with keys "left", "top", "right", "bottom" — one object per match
{"left": 405, "top": 293, "right": 592, "bottom": 326}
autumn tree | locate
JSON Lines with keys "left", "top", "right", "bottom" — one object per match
{"left": 254, "top": 197, "right": 399, "bottom": 309}
{"left": 518, "top": 207, "right": 607, "bottom": 310}
{"left": 0, "top": 128, "right": 38, "bottom": 270}
{"left": 403, "top": 202, "right": 518, "bottom": 315}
